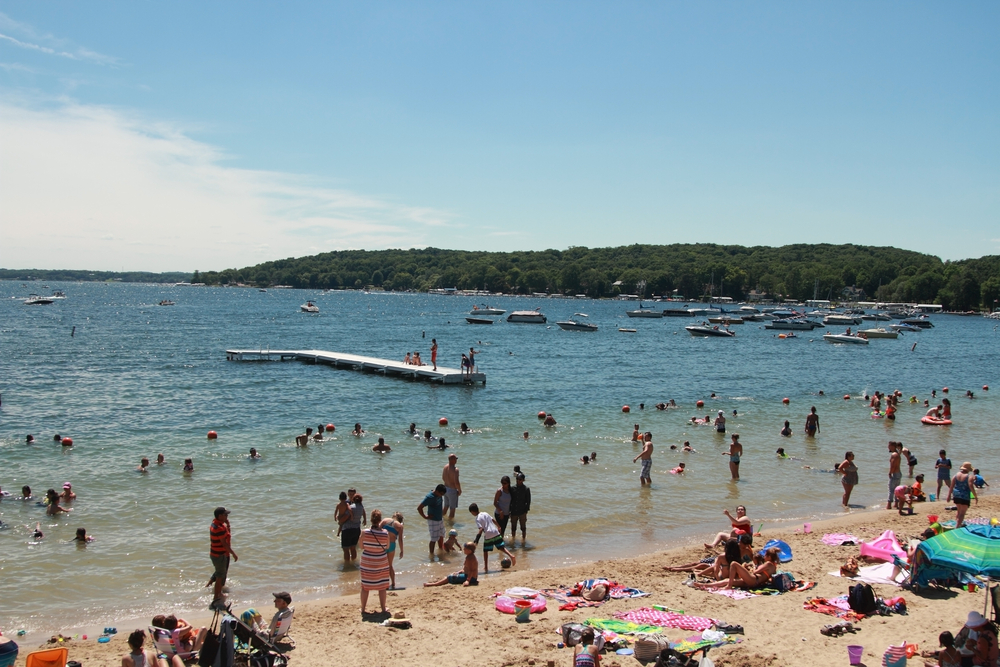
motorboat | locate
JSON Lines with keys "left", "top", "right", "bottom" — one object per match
{"left": 860, "top": 312, "right": 893, "bottom": 321}
{"left": 858, "top": 327, "right": 898, "bottom": 339}
{"left": 507, "top": 310, "right": 547, "bottom": 324}
{"left": 470, "top": 305, "right": 506, "bottom": 316}
{"left": 823, "top": 333, "right": 869, "bottom": 345}
{"left": 662, "top": 309, "right": 693, "bottom": 317}
{"left": 626, "top": 306, "right": 663, "bottom": 318}
{"left": 740, "top": 312, "right": 773, "bottom": 321}
{"left": 824, "top": 314, "right": 861, "bottom": 326}
{"left": 51, "top": 290, "right": 67, "bottom": 299}
{"left": 556, "top": 313, "right": 598, "bottom": 332}
{"left": 765, "top": 318, "right": 823, "bottom": 330}
{"left": 259, "top": 289, "right": 267, "bottom": 292}
{"left": 300, "top": 301, "right": 319, "bottom": 313}
{"left": 465, "top": 317, "right": 494, "bottom": 325}
{"left": 708, "top": 315, "right": 743, "bottom": 325}
{"left": 618, "top": 328, "right": 637, "bottom": 333}
{"left": 890, "top": 323, "right": 921, "bottom": 332}
{"left": 900, "top": 317, "right": 934, "bottom": 328}
{"left": 686, "top": 323, "right": 736, "bottom": 338}
{"left": 158, "top": 300, "right": 176, "bottom": 306}
{"left": 24, "top": 295, "right": 54, "bottom": 305}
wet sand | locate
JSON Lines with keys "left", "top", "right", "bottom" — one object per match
{"left": 11, "top": 496, "right": 997, "bottom": 667}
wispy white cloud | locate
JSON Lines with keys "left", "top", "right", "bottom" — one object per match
{"left": 0, "top": 12, "right": 119, "bottom": 66}
{"left": 0, "top": 61, "right": 35, "bottom": 72}
{"left": 0, "top": 101, "right": 452, "bottom": 272}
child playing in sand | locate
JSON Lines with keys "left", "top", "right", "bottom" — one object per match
{"left": 574, "top": 626, "right": 602, "bottom": 667}
{"left": 469, "top": 503, "right": 516, "bottom": 572}
{"left": 975, "top": 469, "right": 989, "bottom": 498}
{"left": 443, "top": 528, "right": 460, "bottom": 553}
{"left": 423, "top": 542, "right": 479, "bottom": 587}
{"left": 936, "top": 631, "right": 961, "bottom": 667}
{"left": 894, "top": 485, "right": 915, "bottom": 515}
{"left": 912, "top": 474, "right": 927, "bottom": 501}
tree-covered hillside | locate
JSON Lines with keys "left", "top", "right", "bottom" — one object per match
{"left": 198, "top": 244, "right": 1000, "bottom": 311}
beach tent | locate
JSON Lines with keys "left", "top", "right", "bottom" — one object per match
{"left": 909, "top": 524, "right": 1000, "bottom": 591}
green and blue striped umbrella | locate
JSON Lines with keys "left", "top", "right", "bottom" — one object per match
{"left": 918, "top": 524, "right": 1000, "bottom": 578}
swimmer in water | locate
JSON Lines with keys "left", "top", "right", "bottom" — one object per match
{"left": 156, "top": 453, "right": 165, "bottom": 465}
{"left": 429, "top": 437, "right": 449, "bottom": 450}
{"left": 424, "top": 430, "right": 433, "bottom": 442}
{"left": 408, "top": 423, "right": 417, "bottom": 436}
{"left": 373, "top": 437, "right": 391, "bottom": 453}
{"left": 522, "top": 431, "right": 529, "bottom": 440}
{"left": 543, "top": 414, "right": 556, "bottom": 426}
{"left": 780, "top": 420, "right": 792, "bottom": 437}
{"left": 590, "top": 452, "right": 597, "bottom": 462}
{"left": 54, "top": 434, "right": 61, "bottom": 442}
{"left": 581, "top": 455, "right": 590, "bottom": 465}
{"left": 74, "top": 527, "right": 94, "bottom": 543}
{"left": 26, "top": 434, "right": 34, "bottom": 444}
{"left": 671, "top": 462, "right": 686, "bottom": 474}
{"left": 353, "top": 423, "right": 364, "bottom": 437}
{"left": 776, "top": 448, "right": 788, "bottom": 458}
{"left": 183, "top": 458, "right": 194, "bottom": 472}
{"left": 296, "top": 428, "right": 312, "bottom": 447}
{"left": 137, "top": 457, "right": 149, "bottom": 473}
{"left": 32, "top": 522, "right": 43, "bottom": 540}
{"left": 683, "top": 441, "right": 695, "bottom": 452}
{"left": 631, "top": 425, "right": 640, "bottom": 442}
{"left": 313, "top": 425, "right": 324, "bottom": 441}
{"left": 20, "top": 485, "right": 32, "bottom": 500}
{"left": 249, "top": 448, "right": 261, "bottom": 459}
{"left": 60, "top": 483, "right": 75, "bottom": 502}
{"left": 459, "top": 423, "right": 470, "bottom": 434}
{"left": 732, "top": 409, "right": 738, "bottom": 416}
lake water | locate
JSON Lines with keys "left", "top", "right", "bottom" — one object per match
{"left": 1, "top": 282, "right": 997, "bottom": 636}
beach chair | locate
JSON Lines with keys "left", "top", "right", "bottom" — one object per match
{"left": 991, "top": 585, "right": 1000, "bottom": 622}
{"left": 23, "top": 647, "right": 68, "bottom": 667}
{"left": 149, "top": 626, "right": 198, "bottom": 661}
{"left": 270, "top": 608, "right": 293, "bottom": 643}
{"left": 231, "top": 615, "right": 289, "bottom": 663}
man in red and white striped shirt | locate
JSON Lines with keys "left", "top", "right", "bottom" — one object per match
{"left": 210, "top": 507, "right": 238, "bottom": 610}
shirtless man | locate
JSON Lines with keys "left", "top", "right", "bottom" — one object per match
{"left": 887, "top": 441, "right": 902, "bottom": 510}
{"left": 442, "top": 454, "right": 462, "bottom": 519}
{"left": 633, "top": 432, "right": 653, "bottom": 486}
{"left": 726, "top": 434, "right": 743, "bottom": 480}
{"left": 804, "top": 407, "right": 820, "bottom": 436}
{"left": 295, "top": 428, "right": 312, "bottom": 447}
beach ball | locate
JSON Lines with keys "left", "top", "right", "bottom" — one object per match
{"left": 500, "top": 557, "right": 512, "bottom": 569}
{"left": 622, "top": 405, "right": 630, "bottom": 413}
{"left": 325, "top": 423, "right": 335, "bottom": 432}
{"left": 782, "top": 397, "right": 790, "bottom": 404}
{"left": 537, "top": 411, "right": 546, "bottom": 419}
{"left": 438, "top": 417, "right": 448, "bottom": 426}
{"left": 696, "top": 400, "right": 704, "bottom": 408}
{"left": 207, "top": 431, "right": 218, "bottom": 440}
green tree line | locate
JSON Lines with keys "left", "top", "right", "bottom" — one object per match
{"left": 0, "top": 269, "right": 191, "bottom": 284}
{"left": 197, "top": 244, "right": 1000, "bottom": 311}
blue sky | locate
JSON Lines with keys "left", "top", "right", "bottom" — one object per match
{"left": 0, "top": 3, "right": 997, "bottom": 271}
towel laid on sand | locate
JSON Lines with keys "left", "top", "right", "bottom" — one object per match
{"left": 613, "top": 608, "right": 717, "bottom": 631}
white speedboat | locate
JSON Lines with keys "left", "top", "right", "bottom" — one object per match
{"left": 626, "top": 306, "right": 663, "bottom": 318}
{"left": 300, "top": 301, "right": 319, "bottom": 313}
{"left": 24, "top": 295, "right": 54, "bottom": 305}
{"left": 823, "top": 333, "right": 869, "bottom": 345}
{"left": 765, "top": 318, "right": 823, "bottom": 330}
{"left": 686, "top": 324, "right": 735, "bottom": 338}
{"left": 824, "top": 314, "right": 861, "bottom": 326}
{"left": 860, "top": 312, "right": 892, "bottom": 321}
{"left": 858, "top": 328, "right": 898, "bottom": 339}
{"left": 556, "top": 314, "right": 598, "bottom": 332}
{"left": 470, "top": 305, "right": 506, "bottom": 316}
{"left": 890, "top": 323, "right": 921, "bottom": 332}
{"left": 507, "top": 310, "right": 547, "bottom": 324}
{"left": 708, "top": 315, "right": 743, "bottom": 325}
{"left": 158, "top": 300, "right": 176, "bottom": 306}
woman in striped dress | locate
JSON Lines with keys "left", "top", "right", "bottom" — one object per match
{"left": 360, "top": 509, "right": 391, "bottom": 614}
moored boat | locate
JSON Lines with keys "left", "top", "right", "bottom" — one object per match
{"left": 300, "top": 301, "right": 319, "bottom": 313}
{"left": 470, "top": 305, "right": 506, "bottom": 316}
{"left": 556, "top": 314, "right": 598, "bottom": 332}
{"left": 823, "top": 333, "right": 869, "bottom": 345}
{"left": 708, "top": 316, "right": 744, "bottom": 325}
{"left": 24, "top": 295, "right": 54, "bottom": 305}
{"left": 824, "top": 314, "right": 861, "bottom": 326}
{"left": 686, "top": 324, "right": 735, "bottom": 338}
{"left": 507, "top": 310, "right": 547, "bottom": 324}
{"left": 465, "top": 317, "right": 494, "bottom": 325}
{"left": 858, "top": 328, "right": 898, "bottom": 339}
{"left": 900, "top": 317, "right": 934, "bottom": 328}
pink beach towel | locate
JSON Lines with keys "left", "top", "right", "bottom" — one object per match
{"left": 613, "top": 607, "right": 717, "bottom": 631}
{"left": 822, "top": 533, "right": 859, "bottom": 546}
{"left": 712, "top": 589, "right": 758, "bottom": 600}
{"left": 859, "top": 530, "right": 907, "bottom": 563}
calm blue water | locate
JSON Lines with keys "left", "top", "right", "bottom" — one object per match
{"left": 1, "top": 282, "right": 997, "bottom": 636}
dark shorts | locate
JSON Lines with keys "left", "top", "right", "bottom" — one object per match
{"left": 447, "top": 573, "right": 478, "bottom": 585}
{"left": 955, "top": 498, "right": 971, "bottom": 506}
{"left": 211, "top": 554, "right": 230, "bottom": 585}
{"left": 341, "top": 527, "right": 361, "bottom": 549}
{"left": 483, "top": 534, "right": 506, "bottom": 552}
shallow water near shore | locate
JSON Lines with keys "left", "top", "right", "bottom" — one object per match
{"left": 1, "top": 282, "right": 997, "bottom": 636}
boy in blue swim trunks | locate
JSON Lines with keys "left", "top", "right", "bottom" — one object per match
{"left": 423, "top": 542, "right": 479, "bottom": 587}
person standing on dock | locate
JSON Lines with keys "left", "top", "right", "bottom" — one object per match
{"left": 442, "top": 454, "right": 462, "bottom": 519}
{"left": 633, "top": 432, "right": 653, "bottom": 486}
{"left": 418, "top": 484, "right": 447, "bottom": 557}
{"left": 430, "top": 339, "right": 438, "bottom": 371}
{"left": 468, "top": 347, "right": 478, "bottom": 374}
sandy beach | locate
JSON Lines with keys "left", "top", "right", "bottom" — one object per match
{"left": 9, "top": 496, "right": 997, "bottom": 667}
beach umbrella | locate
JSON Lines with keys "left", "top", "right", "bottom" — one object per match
{"left": 918, "top": 524, "right": 1000, "bottom": 578}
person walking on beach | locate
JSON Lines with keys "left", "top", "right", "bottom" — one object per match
{"left": 936, "top": 449, "right": 952, "bottom": 499}
{"left": 359, "top": 509, "right": 391, "bottom": 615}
{"left": 417, "top": 484, "right": 447, "bottom": 558}
{"left": 209, "top": 507, "right": 237, "bottom": 610}
{"left": 633, "top": 432, "right": 653, "bottom": 486}
{"left": 726, "top": 434, "right": 743, "bottom": 480}
{"left": 805, "top": 407, "right": 820, "bottom": 436}
{"left": 887, "top": 441, "right": 902, "bottom": 510}
{"left": 430, "top": 338, "right": 438, "bottom": 371}
{"left": 838, "top": 451, "right": 859, "bottom": 507}
{"left": 508, "top": 472, "right": 531, "bottom": 545}
{"left": 442, "top": 454, "right": 461, "bottom": 519}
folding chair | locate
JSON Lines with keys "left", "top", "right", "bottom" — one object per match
{"left": 23, "top": 647, "right": 68, "bottom": 667}
{"left": 149, "top": 627, "right": 197, "bottom": 661}
{"left": 990, "top": 584, "right": 1000, "bottom": 622}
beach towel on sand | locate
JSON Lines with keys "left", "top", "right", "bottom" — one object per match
{"left": 540, "top": 587, "right": 605, "bottom": 611}
{"left": 613, "top": 608, "right": 716, "bottom": 632}
{"left": 822, "top": 533, "right": 859, "bottom": 546}
{"left": 803, "top": 596, "right": 866, "bottom": 622}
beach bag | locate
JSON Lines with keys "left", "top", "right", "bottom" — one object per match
{"left": 771, "top": 572, "right": 796, "bottom": 592}
{"left": 881, "top": 643, "right": 907, "bottom": 667}
{"left": 560, "top": 623, "right": 587, "bottom": 647}
{"left": 199, "top": 612, "right": 222, "bottom": 667}
{"left": 849, "top": 583, "right": 878, "bottom": 614}
{"left": 840, "top": 556, "right": 860, "bottom": 578}
{"left": 633, "top": 634, "right": 671, "bottom": 663}
{"left": 654, "top": 647, "right": 702, "bottom": 667}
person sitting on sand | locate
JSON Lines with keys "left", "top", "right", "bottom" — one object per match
{"left": 955, "top": 611, "right": 999, "bottom": 667}
{"left": 705, "top": 506, "right": 751, "bottom": 549}
{"left": 574, "top": 626, "right": 602, "bottom": 667}
{"left": 123, "top": 628, "right": 183, "bottom": 667}
{"left": 693, "top": 546, "right": 779, "bottom": 591}
{"left": 935, "top": 631, "right": 961, "bottom": 667}
{"left": 155, "top": 614, "right": 207, "bottom": 654}
{"left": 443, "top": 528, "right": 460, "bottom": 553}
{"left": 373, "top": 437, "right": 391, "bottom": 453}
{"left": 666, "top": 539, "right": 738, "bottom": 577}
{"left": 423, "top": 542, "right": 479, "bottom": 587}
{"left": 912, "top": 474, "right": 926, "bottom": 501}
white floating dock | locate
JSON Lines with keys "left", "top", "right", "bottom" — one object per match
{"left": 225, "top": 349, "right": 485, "bottom": 385}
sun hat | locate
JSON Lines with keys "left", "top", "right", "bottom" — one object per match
{"left": 967, "top": 611, "right": 988, "bottom": 627}
{"left": 63, "top": 482, "right": 72, "bottom": 489}
{"left": 961, "top": 462, "right": 974, "bottom": 473}
{"left": 448, "top": 529, "right": 458, "bottom": 536}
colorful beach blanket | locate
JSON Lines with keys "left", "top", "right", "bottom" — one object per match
{"left": 609, "top": 585, "right": 650, "bottom": 599}
{"left": 803, "top": 596, "right": 866, "bottom": 622}
{"left": 584, "top": 618, "right": 663, "bottom": 634}
{"left": 613, "top": 608, "right": 717, "bottom": 632}
{"left": 539, "top": 587, "right": 605, "bottom": 611}
{"left": 822, "top": 533, "right": 859, "bottom": 546}
{"left": 672, "top": 634, "right": 741, "bottom": 653}
{"left": 712, "top": 589, "right": 758, "bottom": 599}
